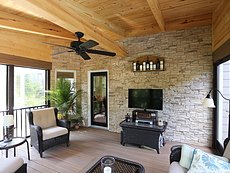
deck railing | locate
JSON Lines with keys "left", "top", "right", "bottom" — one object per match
{"left": 0, "top": 105, "right": 48, "bottom": 139}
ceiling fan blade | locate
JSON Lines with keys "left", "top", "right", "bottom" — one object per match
{"left": 86, "top": 49, "right": 116, "bottom": 56}
{"left": 39, "top": 42, "right": 74, "bottom": 50}
{"left": 51, "top": 51, "right": 75, "bottom": 55}
{"left": 79, "top": 40, "right": 99, "bottom": 49}
{"left": 80, "top": 52, "right": 91, "bottom": 60}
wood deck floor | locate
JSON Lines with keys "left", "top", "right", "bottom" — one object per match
{"left": 0, "top": 127, "right": 215, "bottom": 173}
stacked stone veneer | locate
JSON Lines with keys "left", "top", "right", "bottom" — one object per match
{"left": 52, "top": 25, "right": 213, "bottom": 147}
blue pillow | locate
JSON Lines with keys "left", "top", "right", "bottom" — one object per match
{"left": 187, "top": 148, "right": 230, "bottom": 173}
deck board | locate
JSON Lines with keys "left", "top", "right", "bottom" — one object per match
{"left": 1, "top": 127, "right": 215, "bottom": 173}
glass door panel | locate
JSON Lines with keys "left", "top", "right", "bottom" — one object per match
{"left": 91, "top": 72, "right": 107, "bottom": 127}
{"left": 217, "top": 60, "right": 230, "bottom": 145}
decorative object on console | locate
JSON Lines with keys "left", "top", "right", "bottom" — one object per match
{"left": 202, "top": 88, "right": 230, "bottom": 135}
{"left": 2, "top": 115, "right": 14, "bottom": 142}
{"left": 125, "top": 113, "right": 131, "bottom": 122}
{"left": 158, "top": 119, "right": 163, "bottom": 126}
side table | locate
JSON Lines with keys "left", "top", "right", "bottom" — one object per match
{"left": 0, "top": 137, "right": 30, "bottom": 160}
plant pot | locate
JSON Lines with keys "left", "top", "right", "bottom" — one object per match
{"left": 74, "top": 124, "right": 80, "bottom": 129}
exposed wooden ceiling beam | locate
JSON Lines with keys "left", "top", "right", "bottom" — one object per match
{"left": 146, "top": 0, "right": 165, "bottom": 31}
{"left": 11, "top": 0, "right": 126, "bottom": 58}
{"left": 126, "top": 13, "right": 212, "bottom": 38}
{"left": 0, "top": 29, "right": 52, "bottom": 62}
{"left": 59, "top": 0, "right": 126, "bottom": 39}
{"left": 0, "top": 11, "right": 78, "bottom": 41}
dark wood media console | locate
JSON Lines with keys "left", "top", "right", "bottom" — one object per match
{"left": 119, "top": 120, "right": 167, "bottom": 154}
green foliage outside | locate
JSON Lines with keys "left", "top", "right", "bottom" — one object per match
{"left": 14, "top": 73, "right": 45, "bottom": 108}
{"left": 46, "top": 77, "right": 83, "bottom": 120}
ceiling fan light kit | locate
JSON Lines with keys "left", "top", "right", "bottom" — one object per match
{"left": 39, "top": 32, "right": 116, "bottom": 60}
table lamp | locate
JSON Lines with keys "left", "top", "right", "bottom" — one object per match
{"left": 2, "top": 115, "right": 14, "bottom": 142}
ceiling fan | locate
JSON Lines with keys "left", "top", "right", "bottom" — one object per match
{"left": 39, "top": 32, "right": 116, "bottom": 60}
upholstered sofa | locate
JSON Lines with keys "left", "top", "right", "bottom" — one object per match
{"left": 169, "top": 137, "right": 230, "bottom": 173}
{"left": 28, "top": 107, "right": 70, "bottom": 157}
{"left": 0, "top": 157, "right": 27, "bottom": 173}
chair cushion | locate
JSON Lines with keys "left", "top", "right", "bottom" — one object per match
{"left": 223, "top": 140, "right": 230, "bottom": 159}
{"left": 0, "top": 157, "right": 24, "bottom": 173}
{"left": 179, "top": 144, "right": 195, "bottom": 169}
{"left": 169, "top": 162, "right": 187, "bottom": 173}
{"left": 188, "top": 148, "right": 230, "bottom": 173}
{"left": 32, "top": 107, "right": 56, "bottom": 129}
{"left": 43, "top": 126, "right": 68, "bottom": 140}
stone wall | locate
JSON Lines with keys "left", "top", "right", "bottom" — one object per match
{"left": 52, "top": 25, "right": 213, "bottom": 147}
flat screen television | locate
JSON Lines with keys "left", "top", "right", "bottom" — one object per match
{"left": 128, "top": 89, "right": 163, "bottom": 110}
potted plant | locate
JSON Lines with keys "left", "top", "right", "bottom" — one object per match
{"left": 46, "top": 77, "right": 83, "bottom": 121}
{"left": 71, "top": 116, "right": 84, "bottom": 129}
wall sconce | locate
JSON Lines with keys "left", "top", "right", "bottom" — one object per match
{"left": 2, "top": 115, "right": 14, "bottom": 142}
{"left": 202, "top": 88, "right": 230, "bottom": 136}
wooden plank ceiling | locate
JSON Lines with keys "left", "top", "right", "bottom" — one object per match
{"left": 0, "top": 0, "right": 221, "bottom": 58}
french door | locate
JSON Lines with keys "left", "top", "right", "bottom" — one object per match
{"left": 90, "top": 72, "right": 108, "bottom": 127}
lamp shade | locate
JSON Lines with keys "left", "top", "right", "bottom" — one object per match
{"left": 2, "top": 115, "right": 14, "bottom": 126}
{"left": 202, "top": 94, "right": 215, "bottom": 108}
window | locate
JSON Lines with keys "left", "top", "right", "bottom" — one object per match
{"left": 55, "top": 69, "right": 76, "bottom": 87}
{"left": 0, "top": 65, "right": 6, "bottom": 111}
{"left": 217, "top": 60, "right": 230, "bottom": 145}
{"left": 0, "top": 65, "right": 48, "bottom": 138}
{"left": 14, "top": 67, "right": 46, "bottom": 108}
{"left": 0, "top": 65, "right": 7, "bottom": 139}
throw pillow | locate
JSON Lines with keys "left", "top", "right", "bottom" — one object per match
{"left": 188, "top": 148, "right": 230, "bottom": 173}
{"left": 179, "top": 144, "right": 195, "bottom": 169}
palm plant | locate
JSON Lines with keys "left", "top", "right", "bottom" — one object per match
{"left": 46, "top": 77, "right": 83, "bottom": 120}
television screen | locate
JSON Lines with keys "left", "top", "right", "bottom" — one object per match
{"left": 128, "top": 89, "right": 163, "bottom": 110}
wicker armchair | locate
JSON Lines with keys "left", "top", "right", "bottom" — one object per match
{"left": 28, "top": 107, "right": 70, "bottom": 158}
{"left": 169, "top": 145, "right": 183, "bottom": 164}
{"left": 169, "top": 137, "right": 230, "bottom": 173}
{"left": 170, "top": 137, "right": 230, "bottom": 164}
